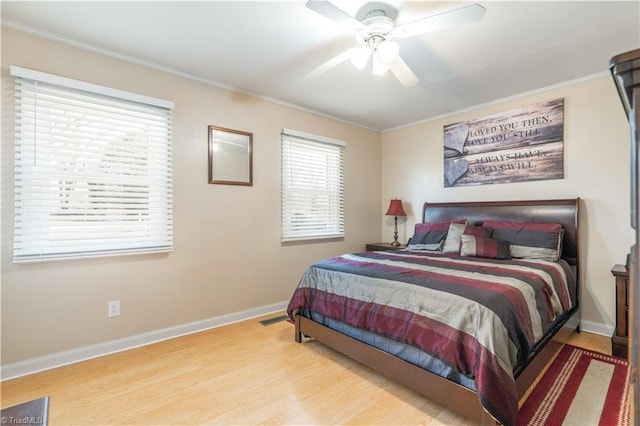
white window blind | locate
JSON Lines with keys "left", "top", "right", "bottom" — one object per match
{"left": 281, "top": 128, "right": 345, "bottom": 242}
{"left": 11, "top": 66, "right": 174, "bottom": 262}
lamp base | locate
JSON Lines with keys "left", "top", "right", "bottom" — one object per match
{"left": 391, "top": 216, "right": 401, "bottom": 247}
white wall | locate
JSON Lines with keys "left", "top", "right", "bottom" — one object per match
{"left": 0, "top": 28, "right": 382, "bottom": 366}
{"left": 381, "top": 75, "right": 634, "bottom": 335}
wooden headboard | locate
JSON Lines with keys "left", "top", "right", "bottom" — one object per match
{"left": 423, "top": 198, "right": 580, "bottom": 267}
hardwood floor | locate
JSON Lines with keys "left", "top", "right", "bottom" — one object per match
{"left": 566, "top": 329, "right": 612, "bottom": 355}
{"left": 1, "top": 312, "right": 612, "bottom": 425}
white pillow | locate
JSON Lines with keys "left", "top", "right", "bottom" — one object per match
{"left": 442, "top": 223, "right": 467, "bottom": 254}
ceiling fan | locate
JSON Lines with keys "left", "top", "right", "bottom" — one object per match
{"left": 304, "top": 0, "right": 486, "bottom": 87}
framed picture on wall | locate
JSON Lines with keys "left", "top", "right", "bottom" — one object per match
{"left": 208, "top": 125, "right": 253, "bottom": 186}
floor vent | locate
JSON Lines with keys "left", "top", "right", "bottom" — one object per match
{"left": 259, "top": 315, "right": 289, "bottom": 326}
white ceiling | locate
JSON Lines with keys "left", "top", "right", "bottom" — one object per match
{"left": 2, "top": 1, "right": 639, "bottom": 132}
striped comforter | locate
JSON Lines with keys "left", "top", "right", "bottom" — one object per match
{"left": 286, "top": 249, "right": 574, "bottom": 426}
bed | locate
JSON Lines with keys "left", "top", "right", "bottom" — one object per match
{"left": 287, "top": 199, "right": 580, "bottom": 426}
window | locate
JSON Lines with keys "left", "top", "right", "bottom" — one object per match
{"left": 281, "top": 128, "right": 345, "bottom": 242}
{"left": 11, "top": 66, "right": 174, "bottom": 262}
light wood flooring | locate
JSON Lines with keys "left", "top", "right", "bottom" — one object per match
{"left": 1, "top": 312, "right": 611, "bottom": 425}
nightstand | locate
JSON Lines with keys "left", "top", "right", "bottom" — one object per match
{"left": 366, "top": 242, "right": 404, "bottom": 251}
{"left": 612, "top": 264, "right": 630, "bottom": 358}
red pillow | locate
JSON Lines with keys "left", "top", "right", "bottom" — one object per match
{"left": 463, "top": 225, "right": 492, "bottom": 238}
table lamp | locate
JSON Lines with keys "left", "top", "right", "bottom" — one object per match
{"left": 385, "top": 199, "right": 407, "bottom": 247}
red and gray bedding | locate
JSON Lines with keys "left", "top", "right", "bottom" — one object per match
{"left": 286, "top": 249, "right": 574, "bottom": 426}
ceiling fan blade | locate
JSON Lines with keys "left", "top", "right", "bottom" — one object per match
{"left": 388, "top": 56, "right": 419, "bottom": 87}
{"left": 303, "top": 50, "right": 352, "bottom": 80}
{"left": 305, "top": 0, "right": 364, "bottom": 31}
{"left": 391, "top": 3, "right": 486, "bottom": 39}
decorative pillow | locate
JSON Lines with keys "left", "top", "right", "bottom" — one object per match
{"left": 443, "top": 224, "right": 492, "bottom": 254}
{"left": 408, "top": 220, "right": 465, "bottom": 251}
{"left": 482, "top": 220, "right": 563, "bottom": 261}
{"left": 442, "top": 223, "right": 467, "bottom": 254}
{"left": 460, "top": 235, "right": 511, "bottom": 259}
{"left": 463, "top": 225, "right": 492, "bottom": 238}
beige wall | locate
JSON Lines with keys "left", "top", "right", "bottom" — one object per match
{"left": 1, "top": 27, "right": 631, "bottom": 368}
{"left": 381, "top": 75, "right": 634, "bottom": 334}
{"left": 0, "top": 28, "right": 382, "bottom": 364}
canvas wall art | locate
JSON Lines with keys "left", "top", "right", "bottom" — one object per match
{"left": 443, "top": 98, "right": 564, "bottom": 187}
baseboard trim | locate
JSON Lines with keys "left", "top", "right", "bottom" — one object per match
{"left": 1, "top": 305, "right": 614, "bottom": 381}
{"left": 579, "top": 319, "right": 614, "bottom": 337}
{"left": 1, "top": 301, "right": 289, "bottom": 381}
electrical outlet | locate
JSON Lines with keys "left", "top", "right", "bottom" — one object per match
{"left": 108, "top": 300, "right": 120, "bottom": 318}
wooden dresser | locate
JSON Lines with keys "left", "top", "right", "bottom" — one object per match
{"left": 610, "top": 46, "right": 640, "bottom": 425}
{"left": 612, "top": 264, "right": 630, "bottom": 358}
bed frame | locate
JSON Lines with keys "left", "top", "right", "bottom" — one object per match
{"left": 293, "top": 199, "right": 581, "bottom": 425}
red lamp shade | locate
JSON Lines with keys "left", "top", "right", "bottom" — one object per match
{"left": 385, "top": 199, "right": 406, "bottom": 217}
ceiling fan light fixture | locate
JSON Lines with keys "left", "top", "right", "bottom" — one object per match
{"left": 305, "top": 0, "right": 485, "bottom": 86}
{"left": 371, "top": 51, "right": 390, "bottom": 76}
{"left": 349, "top": 46, "right": 371, "bottom": 69}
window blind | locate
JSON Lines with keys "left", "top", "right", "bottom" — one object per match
{"left": 11, "top": 66, "right": 174, "bottom": 262}
{"left": 281, "top": 128, "right": 345, "bottom": 242}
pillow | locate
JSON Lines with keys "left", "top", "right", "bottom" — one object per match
{"left": 442, "top": 223, "right": 467, "bottom": 254}
{"left": 442, "top": 224, "right": 491, "bottom": 254}
{"left": 482, "top": 220, "right": 563, "bottom": 261}
{"left": 463, "top": 225, "right": 492, "bottom": 238}
{"left": 408, "top": 220, "right": 464, "bottom": 251}
{"left": 460, "top": 235, "right": 511, "bottom": 259}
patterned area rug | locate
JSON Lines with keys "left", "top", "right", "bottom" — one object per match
{"left": 517, "top": 344, "right": 630, "bottom": 425}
